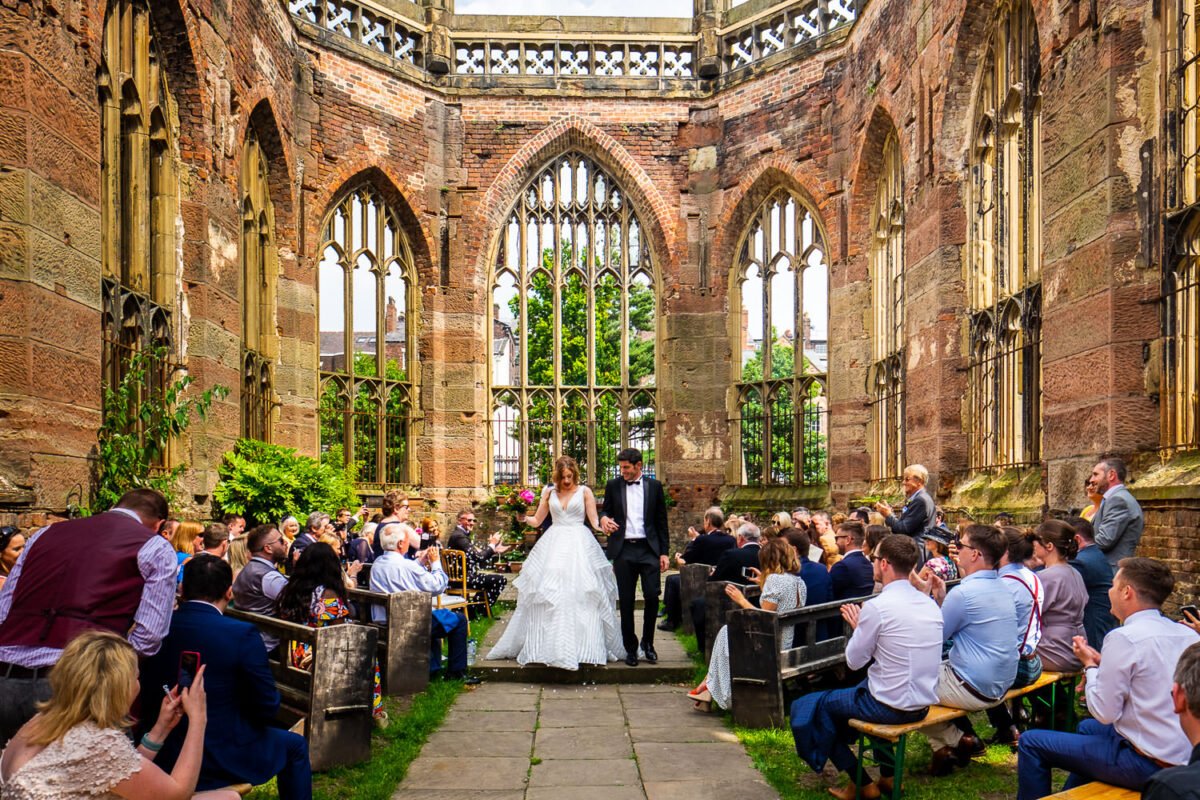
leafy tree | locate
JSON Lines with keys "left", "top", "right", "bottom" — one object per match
{"left": 213, "top": 438, "right": 359, "bottom": 527}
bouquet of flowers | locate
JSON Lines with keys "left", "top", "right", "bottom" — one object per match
{"left": 499, "top": 488, "right": 537, "bottom": 514}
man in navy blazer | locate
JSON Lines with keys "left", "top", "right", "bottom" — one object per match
{"left": 140, "top": 556, "right": 312, "bottom": 798}
{"left": 829, "top": 520, "right": 875, "bottom": 601}
{"left": 784, "top": 527, "right": 836, "bottom": 640}
{"left": 877, "top": 464, "right": 936, "bottom": 545}
{"left": 659, "top": 507, "right": 735, "bottom": 632}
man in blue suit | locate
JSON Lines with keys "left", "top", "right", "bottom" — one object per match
{"left": 829, "top": 520, "right": 875, "bottom": 601}
{"left": 783, "top": 526, "right": 835, "bottom": 640}
{"left": 140, "top": 555, "right": 312, "bottom": 799}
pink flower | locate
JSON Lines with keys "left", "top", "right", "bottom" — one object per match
{"left": 519, "top": 489, "right": 536, "bottom": 504}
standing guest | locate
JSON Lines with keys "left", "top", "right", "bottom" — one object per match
{"left": 660, "top": 507, "right": 733, "bottom": 632}
{"left": 791, "top": 535, "right": 943, "bottom": 800}
{"left": 0, "top": 489, "right": 176, "bottom": 746}
{"left": 791, "top": 507, "right": 812, "bottom": 527}
{"left": 172, "top": 521, "right": 204, "bottom": 580}
{"left": 922, "top": 529, "right": 959, "bottom": 581}
{"left": 783, "top": 527, "right": 835, "bottom": 640}
{"left": 0, "top": 527, "right": 26, "bottom": 589}
{"left": 815, "top": 512, "right": 841, "bottom": 567}
{"left": 850, "top": 507, "right": 871, "bottom": 526}
{"left": 689, "top": 537, "right": 806, "bottom": 710}
{"left": 1016, "top": 558, "right": 1200, "bottom": 798}
{"left": 829, "top": 521, "right": 874, "bottom": 601}
{"left": 227, "top": 535, "right": 250, "bottom": 580}
{"left": 1142, "top": 641, "right": 1200, "bottom": 800}
{"left": 1079, "top": 477, "right": 1103, "bottom": 523}
{"left": 231, "top": 525, "right": 290, "bottom": 651}
{"left": 994, "top": 512, "right": 1015, "bottom": 527}
{"left": 369, "top": 524, "right": 479, "bottom": 684}
{"left": 811, "top": 511, "right": 833, "bottom": 542}
{"left": 288, "top": 512, "right": 325, "bottom": 565}
{"left": 876, "top": 464, "right": 936, "bottom": 545}
{"left": 912, "top": 524, "right": 1018, "bottom": 775}
{"left": 418, "top": 516, "right": 442, "bottom": 550}
{"left": 446, "top": 510, "right": 509, "bottom": 612}
{"left": 276, "top": 544, "right": 384, "bottom": 722}
{"left": 279, "top": 517, "right": 300, "bottom": 547}
{"left": 160, "top": 519, "right": 180, "bottom": 542}
{"left": 1068, "top": 516, "right": 1119, "bottom": 649}
{"left": 372, "top": 491, "right": 411, "bottom": 559}
{"left": 768, "top": 511, "right": 793, "bottom": 537}
{"left": 139, "top": 557, "right": 311, "bottom": 799}
{"left": 0, "top": 630, "right": 231, "bottom": 800}
{"left": 222, "top": 514, "right": 246, "bottom": 540}
{"left": 1089, "top": 457, "right": 1144, "bottom": 569}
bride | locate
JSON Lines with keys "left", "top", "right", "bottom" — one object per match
{"left": 486, "top": 456, "right": 624, "bottom": 669}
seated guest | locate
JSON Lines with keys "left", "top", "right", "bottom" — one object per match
{"left": 371, "top": 491, "right": 411, "bottom": 559}
{"left": 1028, "top": 521, "right": 1086, "bottom": 673}
{"left": 231, "top": 524, "right": 290, "bottom": 651}
{"left": 227, "top": 535, "right": 249, "bottom": 579}
{"left": 829, "top": 521, "right": 874, "bottom": 601}
{"left": 370, "top": 524, "right": 479, "bottom": 685}
{"left": 2, "top": 630, "right": 231, "bottom": 800}
{"left": 418, "top": 516, "right": 442, "bottom": 550}
{"left": 140, "top": 557, "right": 311, "bottom": 799}
{"left": 690, "top": 522, "right": 763, "bottom": 654}
{"left": 689, "top": 537, "right": 806, "bottom": 710}
{"left": 288, "top": 512, "right": 325, "bottom": 565}
{"left": 276, "top": 544, "right": 385, "bottom": 721}
{"left": 791, "top": 535, "right": 942, "bottom": 800}
{"left": 1068, "top": 516, "right": 1119, "bottom": 649}
{"left": 1017, "top": 558, "right": 1200, "bottom": 798}
{"left": 171, "top": 521, "right": 204, "bottom": 577}
{"left": 783, "top": 527, "right": 834, "bottom": 641}
{"left": 660, "top": 506, "right": 734, "bottom": 632}
{"left": 279, "top": 516, "right": 300, "bottom": 548}
{"left": 197, "top": 524, "right": 229, "bottom": 561}
{"left": 922, "top": 528, "right": 959, "bottom": 581}
{"left": 446, "top": 509, "right": 509, "bottom": 613}
{"left": 0, "top": 526, "right": 25, "bottom": 590}
{"left": 1142, "top": 641, "right": 1200, "bottom": 800}
{"left": 912, "top": 524, "right": 1017, "bottom": 775}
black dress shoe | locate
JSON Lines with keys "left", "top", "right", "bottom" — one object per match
{"left": 657, "top": 620, "right": 676, "bottom": 632}
{"left": 642, "top": 644, "right": 658, "bottom": 664}
{"left": 929, "top": 746, "right": 957, "bottom": 776}
{"left": 955, "top": 734, "right": 984, "bottom": 765}
{"left": 624, "top": 653, "right": 639, "bottom": 666}
{"left": 989, "top": 725, "right": 1020, "bottom": 747}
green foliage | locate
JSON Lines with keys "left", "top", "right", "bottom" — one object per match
{"left": 93, "top": 348, "right": 227, "bottom": 512}
{"left": 213, "top": 439, "right": 359, "bottom": 527}
{"left": 319, "top": 352, "right": 409, "bottom": 483}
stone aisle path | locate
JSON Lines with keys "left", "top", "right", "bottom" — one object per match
{"left": 391, "top": 682, "right": 780, "bottom": 800}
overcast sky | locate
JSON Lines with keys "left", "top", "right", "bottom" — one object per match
{"left": 456, "top": 0, "right": 695, "bottom": 16}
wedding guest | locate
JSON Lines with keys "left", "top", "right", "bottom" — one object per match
{"left": 0, "top": 527, "right": 25, "bottom": 589}
{"left": 768, "top": 511, "right": 792, "bottom": 537}
{"left": 172, "top": 521, "right": 204, "bottom": 580}
{"left": 0, "top": 630, "right": 230, "bottom": 799}
{"left": 1028, "top": 521, "right": 1087, "bottom": 672}
{"left": 288, "top": 512, "right": 325, "bottom": 565}
{"left": 1141, "top": 641, "right": 1200, "bottom": 800}
{"left": 195, "top": 524, "right": 229, "bottom": 561}
{"left": 829, "top": 521, "right": 873, "bottom": 601}
{"left": 660, "top": 507, "right": 733, "bottom": 632}
{"left": 231, "top": 525, "right": 289, "bottom": 651}
{"left": 1016, "top": 558, "right": 1200, "bottom": 798}
{"left": 791, "top": 507, "right": 812, "bottom": 527}
{"left": 783, "top": 527, "right": 834, "bottom": 640}
{"left": 418, "top": 516, "right": 442, "bottom": 550}
{"left": 1089, "top": 457, "right": 1144, "bottom": 568}
{"left": 222, "top": 514, "right": 246, "bottom": 540}
{"left": 791, "top": 535, "right": 942, "bottom": 800}
{"left": 447, "top": 509, "right": 509, "bottom": 612}
{"left": 279, "top": 516, "right": 300, "bottom": 547}
{"left": 1067, "top": 516, "right": 1119, "bottom": 649}
{"left": 371, "top": 491, "right": 411, "bottom": 559}
{"left": 691, "top": 522, "right": 763, "bottom": 653}
{"left": 922, "top": 528, "right": 959, "bottom": 581}
{"left": 227, "top": 535, "right": 250, "bottom": 580}
{"left": 1079, "top": 477, "right": 1102, "bottom": 523}
{"left": 689, "top": 537, "right": 806, "bottom": 710}
{"left": 876, "top": 464, "right": 936, "bottom": 544}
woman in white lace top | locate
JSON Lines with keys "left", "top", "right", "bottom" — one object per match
{"left": 0, "top": 630, "right": 235, "bottom": 800}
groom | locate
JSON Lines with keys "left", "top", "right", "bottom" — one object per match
{"left": 600, "top": 448, "right": 669, "bottom": 666}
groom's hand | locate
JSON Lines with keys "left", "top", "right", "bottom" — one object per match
{"left": 659, "top": 555, "right": 669, "bottom": 573}
{"left": 601, "top": 516, "right": 618, "bottom": 534}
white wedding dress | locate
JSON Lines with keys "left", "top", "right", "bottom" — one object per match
{"left": 486, "top": 487, "right": 624, "bottom": 669}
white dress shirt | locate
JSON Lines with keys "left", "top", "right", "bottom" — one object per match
{"left": 845, "top": 579, "right": 944, "bottom": 712}
{"left": 1085, "top": 609, "right": 1200, "bottom": 764}
{"left": 624, "top": 480, "right": 646, "bottom": 540}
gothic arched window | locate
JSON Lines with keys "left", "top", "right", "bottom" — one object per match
{"left": 733, "top": 190, "right": 829, "bottom": 486}
{"left": 869, "top": 133, "right": 905, "bottom": 480}
{"left": 490, "top": 153, "right": 658, "bottom": 486}
{"left": 98, "top": 0, "right": 180, "bottom": 466}
{"left": 318, "top": 186, "right": 416, "bottom": 487}
{"left": 966, "top": 0, "right": 1042, "bottom": 469}
{"left": 241, "top": 131, "right": 277, "bottom": 442}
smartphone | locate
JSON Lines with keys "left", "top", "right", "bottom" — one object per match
{"left": 740, "top": 566, "right": 756, "bottom": 580}
{"left": 178, "top": 650, "right": 201, "bottom": 689}
{"left": 1182, "top": 604, "right": 1199, "bottom": 621}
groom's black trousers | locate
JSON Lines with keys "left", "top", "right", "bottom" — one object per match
{"left": 612, "top": 539, "right": 661, "bottom": 655}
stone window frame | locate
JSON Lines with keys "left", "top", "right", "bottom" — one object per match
{"left": 869, "top": 132, "right": 906, "bottom": 481}
{"left": 317, "top": 184, "right": 417, "bottom": 488}
{"left": 965, "top": 0, "right": 1043, "bottom": 471}
{"left": 241, "top": 130, "right": 279, "bottom": 443}
{"left": 730, "top": 187, "right": 830, "bottom": 487}
{"left": 98, "top": 0, "right": 182, "bottom": 469}
{"left": 488, "top": 152, "right": 659, "bottom": 488}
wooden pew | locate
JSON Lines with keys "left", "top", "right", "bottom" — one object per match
{"left": 226, "top": 609, "right": 377, "bottom": 771}
{"left": 678, "top": 563, "right": 711, "bottom": 635}
{"left": 1043, "top": 784, "right": 1139, "bottom": 800}
{"left": 703, "top": 580, "right": 755, "bottom": 663}
{"left": 347, "top": 587, "right": 432, "bottom": 696}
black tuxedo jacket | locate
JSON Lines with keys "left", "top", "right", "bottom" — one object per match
{"left": 600, "top": 475, "right": 669, "bottom": 560}
{"left": 708, "top": 543, "right": 761, "bottom": 585}
{"left": 681, "top": 531, "right": 737, "bottom": 566}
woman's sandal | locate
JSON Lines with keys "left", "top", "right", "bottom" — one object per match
{"left": 687, "top": 688, "right": 712, "bottom": 712}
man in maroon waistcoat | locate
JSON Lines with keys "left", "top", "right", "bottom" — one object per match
{"left": 0, "top": 488, "right": 176, "bottom": 745}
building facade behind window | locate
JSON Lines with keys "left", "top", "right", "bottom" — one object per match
{"left": 870, "top": 132, "right": 905, "bottom": 480}
{"left": 241, "top": 130, "right": 277, "bottom": 442}
{"left": 490, "top": 152, "right": 658, "bottom": 487}
{"left": 98, "top": 0, "right": 180, "bottom": 468}
{"left": 733, "top": 190, "right": 829, "bottom": 486}
{"left": 966, "top": 0, "right": 1042, "bottom": 470}
{"left": 317, "top": 186, "right": 415, "bottom": 487}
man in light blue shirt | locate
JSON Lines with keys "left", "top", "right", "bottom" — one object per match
{"left": 369, "top": 523, "right": 477, "bottom": 683}
{"left": 914, "top": 524, "right": 1018, "bottom": 775}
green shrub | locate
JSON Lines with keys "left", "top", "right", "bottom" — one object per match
{"left": 213, "top": 439, "right": 359, "bottom": 526}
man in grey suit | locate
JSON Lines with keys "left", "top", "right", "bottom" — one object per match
{"left": 1089, "top": 457, "right": 1144, "bottom": 570}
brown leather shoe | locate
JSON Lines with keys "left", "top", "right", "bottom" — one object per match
{"left": 827, "top": 781, "right": 880, "bottom": 800}
{"left": 955, "top": 734, "right": 984, "bottom": 765}
{"left": 929, "top": 746, "right": 958, "bottom": 776}
{"left": 876, "top": 776, "right": 894, "bottom": 796}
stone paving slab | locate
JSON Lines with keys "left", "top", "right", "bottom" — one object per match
{"left": 538, "top": 702, "right": 628, "bottom": 728}
{"left": 528, "top": 758, "right": 641, "bottom": 787}
{"left": 534, "top": 725, "right": 632, "bottom": 759}
{"left": 395, "top": 792, "right": 526, "bottom": 800}
{"left": 423, "top": 729, "right": 534, "bottom": 758}
{"left": 453, "top": 686, "right": 541, "bottom": 712}
{"left": 627, "top": 725, "right": 739, "bottom": 744}
{"left": 438, "top": 709, "right": 537, "bottom": 732}
{"left": 633, "top": 742, "right": 767, "bottom": 783}
{"left": 526, "top": 787, "right": 646, "bottom": 800}
{"left": 396, "top": 756, "right": 530, "bottom": 791}
{"left": 643, "top": 779, "right": 780, "bottom": 800}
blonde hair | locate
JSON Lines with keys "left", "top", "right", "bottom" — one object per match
{"left": 552, "top": 456, "right": 580, "bottom": 491}
{"left": 759, "top": 537, "right": 800, "bottom": 579}
{"left": 28, "top": 630, "right": 137, "bottom": 745}
{"left": 228, "top": 534, "right": 250, "bottom": 577}
{"left": 172, "top": 520, "right": 204, "bottom": 555}
{"left": 317, "top": 532, "right": 342, "bottom": 554}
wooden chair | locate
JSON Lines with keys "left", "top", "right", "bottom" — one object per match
{"left": 439, "top": 548, "right": 492, "bottom": 627}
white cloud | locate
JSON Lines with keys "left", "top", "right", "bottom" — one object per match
{"left": 455, "top": 0, "right": 693, "bottom": 17}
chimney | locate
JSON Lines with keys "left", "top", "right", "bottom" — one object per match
{"left": 386, "top": 297, "right": 398, "bottom": 334}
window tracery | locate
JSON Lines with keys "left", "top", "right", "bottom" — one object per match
{"left": 241, "top": 131, "right": 278, "bottom": 442}
{"left": 869, "top": 133, "right": 905, "bottom": 481}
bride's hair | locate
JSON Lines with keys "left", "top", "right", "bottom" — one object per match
{"left": 552, "top": 456, "right": 580, "bottom": 490}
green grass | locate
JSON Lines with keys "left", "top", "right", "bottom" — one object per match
{"left": 247, "top": 606, "right": 508, "bottom": 800}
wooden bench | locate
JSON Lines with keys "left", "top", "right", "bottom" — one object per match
{"left": 347, "top": 587, "right": 432, "bottom": 696}
{"left": 226, "top": 609, "right": 377, "bottom": 771}
{"left": 678, "top": 563, "right": 712, "bottom": 635}
{"left": 703, "top": 580, "right": 759, "bottom": 663}
{"left": 847, "top": 670, "right": 1079, "bottom": 799}
{"left": 1043, "top": 783, "right": 1140, "bottom": 799}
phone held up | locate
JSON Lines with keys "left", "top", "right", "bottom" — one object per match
{"left": 1182, "top": 604, "right": 1199, "bottom": 622}
{"left": 178, "top": 650, "right": 201, "bottom": 689}
{"left": 741, "top": 566, "right": 756, "bottom": 580}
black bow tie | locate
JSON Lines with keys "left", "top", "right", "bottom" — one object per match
{"left": 625, "top": 479, "right": 641, "bottom": 486}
